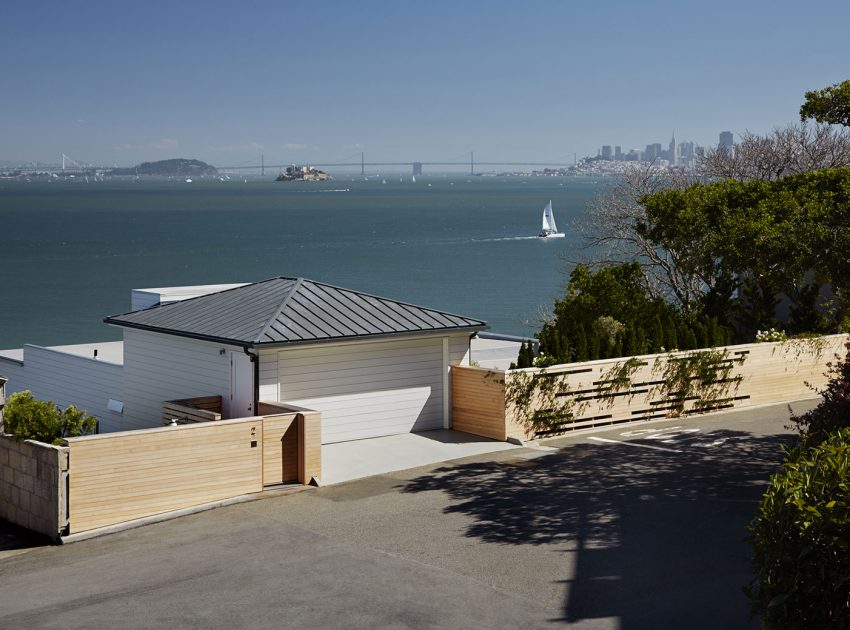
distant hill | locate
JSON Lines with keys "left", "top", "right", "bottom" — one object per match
{"left": 110, "top": 158, "right": 218, "bottom": 176}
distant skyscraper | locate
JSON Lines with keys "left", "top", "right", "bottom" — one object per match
{"left": 614, "top": 145, "right": 622, "bottom": 160}
{"left": 719, "top": 131, "right": 734, "bottom": 150}
{"left": 412, "top": 162, "right": 422, "bottom": 176}
{"left": 669, "top": 132, "right": 678, "bottom": 166}
{"left": 601, "top": 145, "right": 612, "bottom": 160}
{"left": 645, "top": 143, "right": 662, "bottom": 162}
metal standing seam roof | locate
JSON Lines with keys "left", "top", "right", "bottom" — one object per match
{"left": 104, "top": 277, "right": 488, "bottom": 347}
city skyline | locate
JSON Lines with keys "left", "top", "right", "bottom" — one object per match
{"left": 595, "top": 130, "right": 732, "bottom": 168}
{"left": 2, "top": 0, "right": 849, "bottom": 166}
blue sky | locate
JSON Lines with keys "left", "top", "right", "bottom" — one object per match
{"left": 2, "top": 0, "right": 849, "bottom": 167}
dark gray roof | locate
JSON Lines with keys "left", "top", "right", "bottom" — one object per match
{"left": 104, "top": 277, "right": 488, "bottom": 347}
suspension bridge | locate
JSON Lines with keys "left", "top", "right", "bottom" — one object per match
{"left": 219, "top": 152, "right": 575, "bottom": 176}
{"left": 11, "top": 151, "right": 577, "bottom": 176}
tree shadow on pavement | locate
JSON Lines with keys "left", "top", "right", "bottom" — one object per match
{"left": 402, "top": 429, "right": 792, "bottom": 629}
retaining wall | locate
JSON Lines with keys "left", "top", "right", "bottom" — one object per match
{"left": 0, "top": 434, "right": 68, "bottom": 540}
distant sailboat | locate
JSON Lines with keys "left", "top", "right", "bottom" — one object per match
{"left": 411, "top": 175, "right": 416, "bottom": 183}
{"left": 538, "top": 200, "right": 565, "bottom": 238}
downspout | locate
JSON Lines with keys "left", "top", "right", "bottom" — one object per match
{"left": 243, "top": 346, "right": 260, "bottom": 415}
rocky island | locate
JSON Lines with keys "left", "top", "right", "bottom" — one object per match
{"left": 109, "top": 158, "right": 218, "bottom": 177}
{"left": 276, "top": 165, "right": 332, "bottom": 181}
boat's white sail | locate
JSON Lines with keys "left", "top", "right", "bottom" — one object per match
{"left": 542, "top": 200, "right": 557, "bottom": 232}
{"left": 539, "top": 200, "right": 565, "bottom": 238}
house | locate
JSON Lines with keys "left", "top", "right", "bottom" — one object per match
{"left": 1, "top": 277, "right": 487, "bottom": 444}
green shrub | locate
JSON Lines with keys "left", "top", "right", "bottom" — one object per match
{"left": 3, "top": 390, "right": 97, "bottom": 445}
{"left": 790, "top": 341, "right": 850, "bottom": 445}
{"left": 746, "top": 428, "right": 850, "bottom": 629}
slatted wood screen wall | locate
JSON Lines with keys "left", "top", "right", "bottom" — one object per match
{"left": 453, "top": 335, "right": 847, "bottom": 442}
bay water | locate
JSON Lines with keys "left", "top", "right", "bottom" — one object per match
{"left": 0, "top": 175, "right": 603, "bottom": 349}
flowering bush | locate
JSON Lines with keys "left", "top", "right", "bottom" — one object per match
{"left": 755, "top": 328, "right": 788, "bottom": 342}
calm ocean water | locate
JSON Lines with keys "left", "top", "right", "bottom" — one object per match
{"left": 0, "top": 175, "right": 603, "bottom": 349}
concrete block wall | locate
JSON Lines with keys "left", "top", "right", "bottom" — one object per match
{"left": 0, "top": 434, "right": 68, "bottom": 540}
{"left": 0, "top": 377, "right": 6, "bottom": 429}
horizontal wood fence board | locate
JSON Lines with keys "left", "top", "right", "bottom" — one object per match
{"left": 262, "top": 413, "right": 300, "bottom": 485}
{"left": 300, "top": 411, "right": 322, "bottom": 482}
{"left": 452, "top": 367, "right": 507, "bottom": 441}
{"left": 65, "top": 417, "right": 263, "bottom": 533}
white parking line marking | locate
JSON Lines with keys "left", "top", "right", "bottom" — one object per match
{"left": 588, "top": 436, "right": 682, "bottom": 453}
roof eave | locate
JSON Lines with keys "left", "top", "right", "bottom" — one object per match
{"left": 250, "top": 323, "right": 490, "bottom": 349}
{"left": 103, "top": 318, "right": 251, "bottom": 348}
{"left": 104, "top": 317, "right": 488, "bottom": 349}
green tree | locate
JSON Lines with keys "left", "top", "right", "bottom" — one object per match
{"left": 800, "top": 79, "right": 850, "bottom": 127}
{"left": 3, "top": 390, "right": 97, "bottom": 445}
{"left": 639, "top": 167, "right": 850, "bottom": 336}
{"left": 537, "top": 263, "right": 732, "bottom": 362}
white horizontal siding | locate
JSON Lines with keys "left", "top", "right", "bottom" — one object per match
{"left": 2, "top": 345, "right": 125, "bottom": 432}
{"left": 258, "top": 349, "right": 279, "bottom": 401}
{"left": 122, "top": 329, "right": 234, "bottom": 430}
{"left": 278, "top": 336, "right": 445, "bottom": 443}
{"left": 0, "top": 358, "right": 25, "bottom": 394}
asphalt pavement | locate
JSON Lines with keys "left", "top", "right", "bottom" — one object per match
{"left": 0, "top": 400, "right": 814, "bottom": 629}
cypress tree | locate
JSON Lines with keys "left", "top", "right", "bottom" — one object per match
{"left": 622, "top": 324, "right": 635, "bottom": 357}
{"left": 589, "top": 328, "right": 601, "bottom": 361}
{"left": 692, "top": 320, "right": 707, "bottom": 349}
{"left": 517, "top": 341, "right": 528, "bottom": 368}
{"left": 611, "top": 334, "right": 624, "bottom": 359}
{"left": 574, "top": 322, "right": 588, "bottom": 362}
{"left": 634, "top": 326, "right": 647, "bottom": 355}
{"left": 651, "top": 315, "right": 665, "bottom": 352}
{"left": 681, "top": 327, "right": 698, "bottom": 351}
{"left": 665, "top": 314, "right": 679, "bottom": 350}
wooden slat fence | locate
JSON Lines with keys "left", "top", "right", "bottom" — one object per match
{"left": 64, "top": 402, "right": 323, "bottom": 534}
{"left": 452, "top": 334, "right": 847, "bottom": 442}
{"left": 162, "top": 395, "right": 222, "bottom": 425}
{"left": 65, "top": 417, "right": 263, "bottom": 533}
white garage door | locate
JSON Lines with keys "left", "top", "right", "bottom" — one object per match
{"left": 278, "top": 337, "right": 446, "bottom": 444}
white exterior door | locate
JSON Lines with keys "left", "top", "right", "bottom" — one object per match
{"left": 227, "top": 351, "right": 254, "bottom": 419}
{"left": 278, "top": 337, "right": 446, "bottom": 443}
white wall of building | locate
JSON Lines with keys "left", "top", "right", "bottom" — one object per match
{"left": 121, "top": 329, "right": 235, "bottom": 429}
{"left": 0, "top": 346, "right": 125, "bottom": 432}
{"left": 268, "top": 332, "right": 473, "bottom": 443}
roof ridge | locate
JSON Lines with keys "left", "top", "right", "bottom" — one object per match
{"left": 252, "top": 277, "right": 303, "bottom": 343}
{"left": 301, "top": 278, "right": 486, "bottom": 324}
{"left": 105, "top": 278, "right": 282, "bottom": 320}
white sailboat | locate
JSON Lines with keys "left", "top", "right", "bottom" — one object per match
{"left": 538, "top": 200, "right": 565, "bottom": 238}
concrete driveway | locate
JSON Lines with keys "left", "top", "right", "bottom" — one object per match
{"left": 321, "top": 429, "right": 519, "bottom": 484}
{"left": 0, "top": 400, "right": 813, "bottom": 629}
